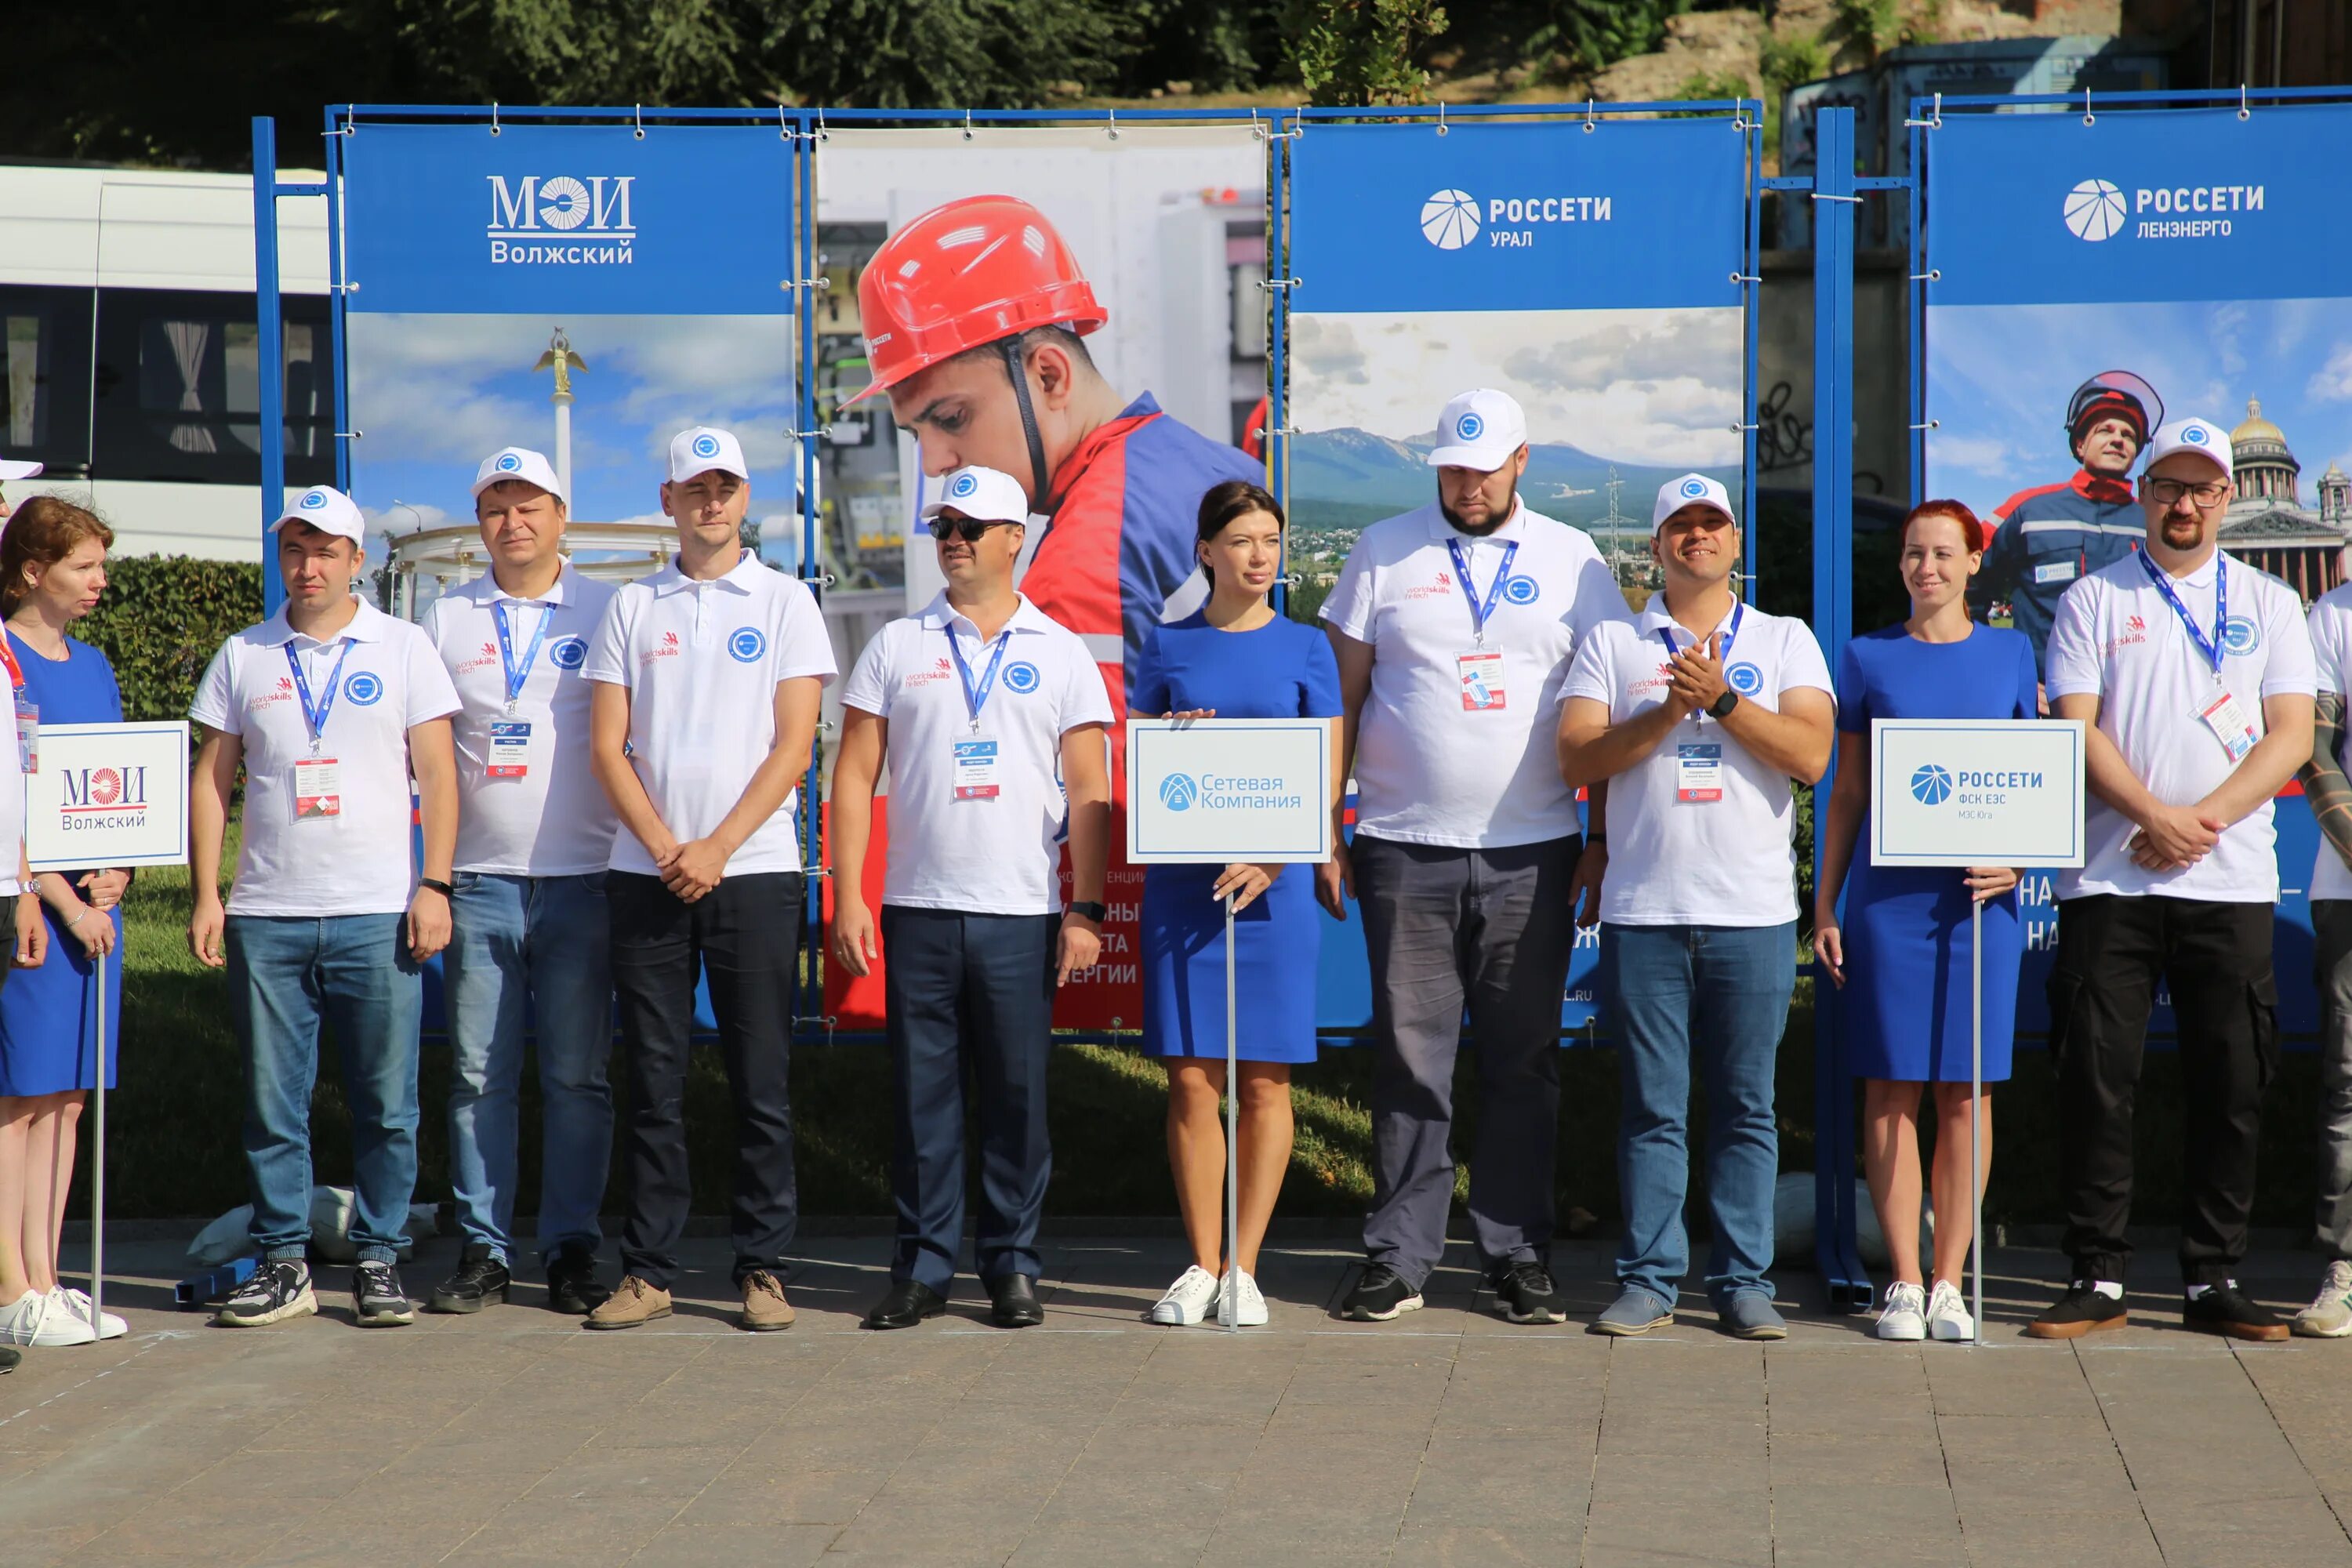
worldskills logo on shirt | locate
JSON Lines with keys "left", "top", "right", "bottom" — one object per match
{"left": 251, "top": 675, "right": 296, "bottom": 713}
{"left": 642, "top": 630, "right": 683, "bottom": 666}
{"left": 2063, "top": 172, "right": 2265, "bottom": 245}
{"left": 458, "top": 640, "right": 501, "bottom": 675}
{"left": 1406, "top": 570, "right": 1454, "bottom": 602}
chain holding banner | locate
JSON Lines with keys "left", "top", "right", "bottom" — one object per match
{"left": 1921, "top": 96, "right": 2352, "bottom": 1040}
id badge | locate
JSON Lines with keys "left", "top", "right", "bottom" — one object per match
{"left": 2033, "top": 561, "right": 2078, "bottom": 586}
{"left": 953, "top": 739, "right": 1000, "bottom": 800}
{"left": 2198, "top": 690, "right": 2257, "bottom": 764}
{"left": 293, "top": 755, "right": 343, "bottom": 819}
{"left": 1457, "top": 650, "right": 1506, "bottom": 712}
{"left": 13, "top": 697, "right": 34, "bottom": 775}
{"left": 1676, "top": 742, "right": 1725, "bottom": 802}
{"left": 487, "top": 720, "right": 532, "bottom": 779}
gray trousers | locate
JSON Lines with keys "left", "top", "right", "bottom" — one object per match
{"left": 1352, "top": 832, "right": 1580, "bottom": 1289}
{"left": 2314, "top": 901, "right": 2352, "bottom": 1258}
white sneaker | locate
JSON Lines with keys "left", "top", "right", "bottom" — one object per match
{"left": 52, "top": 1287, "right": 127, "bottom": 1341}
{"left": 0, "top": 1287, "right": 96, "bottom": 1347}
{"left": 1875, "top": 1280, "right": 1927, "bottom": 1341}
{"left": 1218, "top": 1270, "right": 1269, "bottom": 1327}
{"left": 1148, "top": 1265, "right": 1221, "bottom": 1326}
{"left": 1926, "top": 1279, "right": 1976, "bottom": 1341}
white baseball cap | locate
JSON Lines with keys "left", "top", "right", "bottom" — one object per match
{"left": 920, "top": 466, "right": 1029, "bottom": 527}
{"left": 2143, "top": 416, "right": 2234, "bottom": 479}
{"left": 1652, "top": 473, "right": 1738, "bottom": 534}
{"left": 1425, "top": 389, "right": 1529, "bottom": 473}
{"left": 0, "top": 458, "right": 42, "bottom": 484}
{"left": 270, "top": 485, "right": 367, "bottom": 546}
{"left": 470, "top": 445, "right": 566, "bottom": 505}
{"left": 668, "top": 426, "right": 750, "bottom": 483}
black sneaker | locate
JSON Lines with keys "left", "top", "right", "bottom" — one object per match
{"left": 1339, "top": 1262, "right": 1424, "bottom": 1323}
{"left": 427, "top": 1243, "right": 511, "bottom": 1315}
{"left": 2025, "top": 1280, "right": 2127, "bottom": 1339}
{"left": 0, "top": 1344, "right": 20, "bottom": 1373}
{"left": 1494, "top": 1261, "right": 1568, "bottom": 1325}
{"left": 2183, "top": 1281, "right": 2289, "bottom": 1342}
{"left": 353, "top": 1260, "right": 416, "bottom": 1327}
{"left": 546, "top": 1246, "right": 610, "bottom": 1316}
{"left": 214, "top": 1258, "right": 318, "bottom": 1328}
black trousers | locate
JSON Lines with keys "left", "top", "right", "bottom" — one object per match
{"left": 609, "top": 870, "right": 802, "bottom": 1289}
{"left": 880, "top": 906, "right": 1058, "bottom": 1292}
{"left": 2047, "top": 894, "right": 2278, "bottom": 1285}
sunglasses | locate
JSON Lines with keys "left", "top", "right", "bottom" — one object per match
{"left": 927, "top": 515, "right": 1016, "bottom": 543}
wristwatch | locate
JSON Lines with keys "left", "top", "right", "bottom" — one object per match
{"left": 1067, "top": 900, "right": 1107, "bottom": 923}
{"left": 419, "top": 877, "right": 455, "bottom": 898}
{"left": 1707, "top": 689, "right": 1741, "bottom": 720}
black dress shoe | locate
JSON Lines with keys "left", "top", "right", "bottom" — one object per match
{"left": 866, "top": 1278, "right": 948, "bottom": 1330}
{"left": 989, "top": 1273, "right": 1044, "bottom": 1328}
{"left": 427, "top": 1243, "right": 511, "bottom": 1315}
{"left": 545, "top": 1245, "right": 610, "bottom": 1316}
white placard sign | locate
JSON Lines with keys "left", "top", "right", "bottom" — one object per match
{"left": 25, "top": 721, "right": 193, "bottom": 871}
{"left": 1127, "top": 718, "right": 1338, "bottom": 866}
{"left": 1871, "top": 718, "right": 2085, "bottom": 869}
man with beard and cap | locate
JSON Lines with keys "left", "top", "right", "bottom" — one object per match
{"left": 1318, "top": 389, "right": 1631, "bottom": 1327}
{"left": 1973, "top": 371, "right": 2164, "bottom": 696}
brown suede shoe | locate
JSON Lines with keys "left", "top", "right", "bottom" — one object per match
{"left": 583, "top": 1275, "right": 672, "bottom": 1330}
{"left": 739, "top": 1270, "right": 796, "bottom": 1332}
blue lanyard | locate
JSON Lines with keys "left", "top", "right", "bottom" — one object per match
{"left": 2137, "top": 550, "right": 2226, "bottom": 681}
{"left": 945, "top": 624, "right": 1013, "bottom": 732}
{"left": 1445, "top": 537, "right": 1519, "bottom": 645}
{"left": 1658, "top": 602, "right": 1745, "bottom": 722}
{"left": 492, "top": 598, "right": 554, "bottom": 713}
{"left": 284, "top": 638, "right": 354, "bottom": 753}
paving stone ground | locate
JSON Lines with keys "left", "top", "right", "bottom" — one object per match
{"left": 5, "top": 1235, "right": 2352, "bottom": 1566}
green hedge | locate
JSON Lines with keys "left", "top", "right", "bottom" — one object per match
{"left": 80, "top": 556, "right": 265, "bottom": 722}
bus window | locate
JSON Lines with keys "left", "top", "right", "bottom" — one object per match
{"left": 0, "top": 285, "right": 95, "bottom": 477}
{"left": 93, "top": 286, "right": 332, "bottom": 486}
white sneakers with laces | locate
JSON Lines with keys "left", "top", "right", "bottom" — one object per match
{"left": 1875, "top": 1280, "right": 1926, "bottom": 1341}
{"left": 1149, "top": 1265, "right": 1221, "bottom": 1326}
{"left": 0, "top": 1287, "right": 97, "bottom": 1347}
{"left": 1218, "top": 1270, "right": 1269, "bottom": 1327}
{"left": 1926, "top": 1279, "right": 1976, "bottom": 1341}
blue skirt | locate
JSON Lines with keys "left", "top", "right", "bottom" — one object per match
{"left": 1141, "top": 862, "right": 1319, "bottom": 1064}
{"left": 1842, "top": 856, "right": 2019, "bottom": 1084}
{"left": 0, "top": 902, "right": 123, "bottom": 1095}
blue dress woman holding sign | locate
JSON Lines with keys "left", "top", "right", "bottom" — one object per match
{"left": 1815, "top": 499, "right": 2038, "bottom": 1345}
{"left": 1134, "top": 481, "right": 1342, "bottom": 1329}
{"left": 0, "top": 497, "right": 129, "bottom": 1348}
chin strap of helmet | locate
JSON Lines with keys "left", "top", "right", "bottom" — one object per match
{"left": 1001, "top": 336, "right": 1052, "bottom": 510}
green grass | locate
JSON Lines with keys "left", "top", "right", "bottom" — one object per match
{"left": 85, "top": 857, "right": 2332, "bottom": 1238}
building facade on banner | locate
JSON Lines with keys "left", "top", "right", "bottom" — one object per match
{"left": 2217, "top": 398, "right": 2352, "bottom": 604}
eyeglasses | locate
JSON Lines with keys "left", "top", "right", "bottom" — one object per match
{"left": 927, "top": 516, "right": 1015, "bottom": 543}
{"left": 2145, "top": 477, "right": 2231, "bottom": 508}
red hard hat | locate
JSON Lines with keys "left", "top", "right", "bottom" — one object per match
{"left": 850, "top": 195, "right": 1108, "bottom": 404}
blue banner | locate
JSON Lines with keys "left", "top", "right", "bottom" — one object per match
{"left": 1926, "top": 106, "right": 2352, "bottom": 307}
{"left": 343, "top": 123, "right": 797, "bottom": 314}
{"left": 1289, "top": 120, "right": 1748, "bottom": 314}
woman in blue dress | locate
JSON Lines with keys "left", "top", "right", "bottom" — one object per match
{"left": 1135, "top": 480, "right": 1341, "bottom": 1328}
{"left": 1815, "top": 499, "right": 2037, "bottom": 1344}
{"left": 0, "top": 497, "right": 129, "bottom": 1347}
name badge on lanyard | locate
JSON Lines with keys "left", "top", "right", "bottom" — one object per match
{"left": 953, "top": 739, "right": 1001, "bottom": 800}
{"left": 1676, "top": 742, "right": 1725, "bottom": 802}
{"left": 488, "top": 720, "right": 532, "bottom": 779}
{"left": 1447, "top": 536, "right": 1518, "bottom": 713}
{"left": 0, "top": 639, "right": 33, "bottom": 775}
{"left": 2199, "top": 691, "right": 2257, "bottom": 764}
{"left": 2136, "top": 554, "right": 2249, "bottom": 761}
{"left": 285, "top": 638, "right": 354, "bottom": 822}
{"left": 946, "top": 623, "right": 1014, "bottom": 798}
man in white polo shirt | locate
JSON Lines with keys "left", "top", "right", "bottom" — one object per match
{"left": 830, "top": 465, "right": 1112, "bottom": 1331}
{"left": 583, "top": 426, "right": 836, "bottom": 1333}
{"left": 2296, "top": 564, "right": 2352, "bottom": 1336}
{"left": 188, "top": 485, "right": 461, "bottom": 1329}
{"left": 1320, "top": 388, "right": 1631, "bottom": 1325}
{"left": 1559, "top": 474, "right": 1834, "bottom": 1340}
{"left": 419, "top": 446, "right": 620, "bottom": 1318}
{"left": 2031, "top": 416, "right": 2314, "bottom": 1342}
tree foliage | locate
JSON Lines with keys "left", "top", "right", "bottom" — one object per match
{"left": 77, "top": 557, "right": 265, "bottom": 722}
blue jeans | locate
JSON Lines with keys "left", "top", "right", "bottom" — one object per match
{"left": 445, "top": 872, "right": 615, "bottom": 1264}
{"left": 227, "top": 914, "right": 423, "bottom": 1265}
{"left": 1603, "top": 921, "right": 1795, "bottom": 1309}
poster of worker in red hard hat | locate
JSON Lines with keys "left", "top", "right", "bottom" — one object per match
{"left": 811, "top": 127, "right": 1271, "bottom": 1030}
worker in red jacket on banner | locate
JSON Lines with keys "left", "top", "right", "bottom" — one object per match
{"left": 841, "top": 194, "right": 1265, "bottom": 1027}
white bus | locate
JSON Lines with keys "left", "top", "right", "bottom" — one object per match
{"left": 0, "top": 162, "right": 332, "bottom": 560}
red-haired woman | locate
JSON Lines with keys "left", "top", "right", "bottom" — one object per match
{"left": 1815, "top": 500, "right": 2038, "bottom": 1343}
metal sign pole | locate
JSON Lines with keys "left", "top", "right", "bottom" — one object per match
{"left": 89, "top": 946, "right": 106, "bottom": 1332}
{"left": 1221, "top": 890, "right": 1240, "bottom": 1334}
{"left": 1970, "top": 895, "right": 1984, "bottom": 1348}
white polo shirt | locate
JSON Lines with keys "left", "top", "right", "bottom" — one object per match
{"left": 422, "top": 564, "right": 619, "bottom": 877}
{"left": 840, "top": 592, "right": 1112, "bottom": 916}
{"left": 1563, "top": 595, "right": 1833, "bottom": 927}
{"left": 583, "top": 551, "right": 837, "bottom": 877}
{"left": 1322, "top": 499, "right": 1632, "bottom": 848}
{"left": 2046, "top": 549, "right": 2316, "bottom": 903}
{"left": 2310, "top": 584, "right": 2352, "bottom": 902}
{"left": 190, "top": 599, "right": 461, "bottom": 917}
